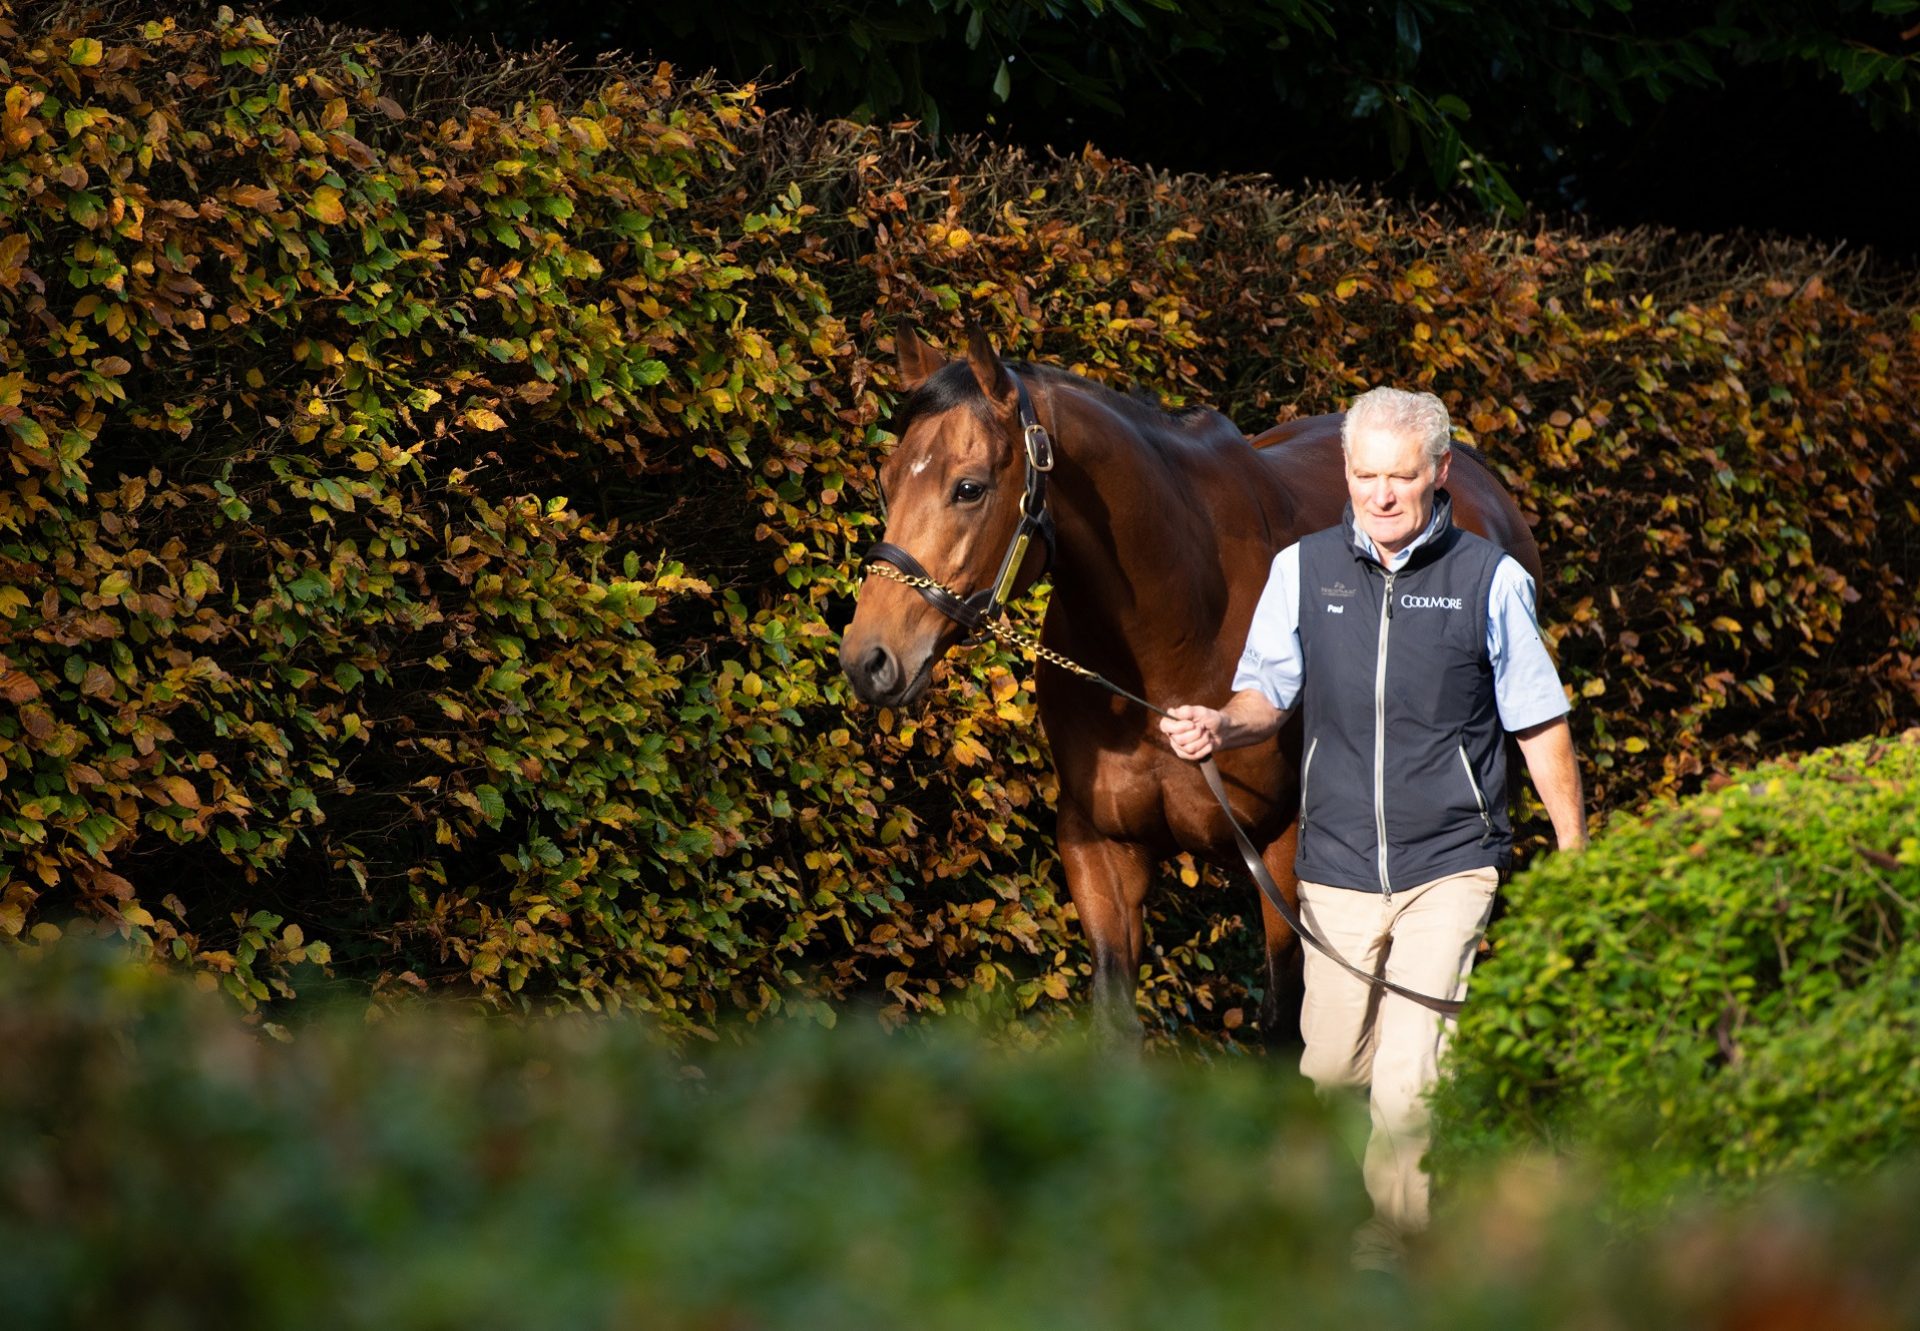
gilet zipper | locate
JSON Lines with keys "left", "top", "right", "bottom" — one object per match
{"left": 1457, "top": 742, "right": 1495, "bottom": 845}
{"left": 1299, "top": 736, "right": 1320, "bottom": 836}
{"left": 1374, "top": 570, "right": 1395, "bottom": 900}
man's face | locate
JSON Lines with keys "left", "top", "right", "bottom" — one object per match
{"left": 1344, "top": 424, "right": 1450, "bottom": 557}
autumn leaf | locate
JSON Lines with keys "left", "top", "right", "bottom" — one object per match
{"left": 155, "top": 775, "right": 201, "bottom": 810}
{"left": 307, "top": 186, "right": 346, "bottom": 224}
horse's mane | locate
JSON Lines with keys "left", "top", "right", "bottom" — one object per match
{"left": 1449, "top": 438, "right": 1492, "bottom": 469}
{"left": 893, "top": 360, "right": 1227, "bottom": 441}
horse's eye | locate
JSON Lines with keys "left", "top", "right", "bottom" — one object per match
{"left": 952, "top": 479, "right": 986, "bottom": 504}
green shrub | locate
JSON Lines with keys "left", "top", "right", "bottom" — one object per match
{"left": 1, "top": 3, "right": 1916, "bottom": 1039}
{"left": 1432, "top": 729, "right": 1920, "bottom": 1195}
{"left": 0, "top": 943, "right": 1369, "bottom": 1331}
{"left": 10, "top": 943, "right": 1920, "bottom": 1329}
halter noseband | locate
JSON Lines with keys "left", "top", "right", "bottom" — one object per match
{"left": 864, "top": 366, "right": 1056, "bottom": 637}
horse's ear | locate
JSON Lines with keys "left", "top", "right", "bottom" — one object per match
{"left": 964, "top": 326, "right": 1013, "bottom": 405}
{"left": 896, "top": 325, "right": 945, "bottom": 391}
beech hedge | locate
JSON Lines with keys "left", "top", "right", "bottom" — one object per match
{"left": 1, "top": 3, "right": 1916, "bottom": 1036}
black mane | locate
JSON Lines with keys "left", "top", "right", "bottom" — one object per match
{"left": 891, "top": 359, "right": 1223, "bottom": 438}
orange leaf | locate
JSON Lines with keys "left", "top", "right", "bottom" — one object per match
{"left": 307, "top": 186, "right": 345, "bottom": 225}
{"left": 93, "top": 871, "right": 135, "bottom": 901}
{"left": 156, "top": 775, "right": 201, "bottom": 810}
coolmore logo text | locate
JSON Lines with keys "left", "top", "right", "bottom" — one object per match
{"left": 1401, "top": 593, "right": 1463, "bottom": 610}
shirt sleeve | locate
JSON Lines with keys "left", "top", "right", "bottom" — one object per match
{"left": 1488, "top": 555, "right": 1572, "bottom": 732}
{"left": 1233, "top": 543, "right": 1304, "bottom": 711}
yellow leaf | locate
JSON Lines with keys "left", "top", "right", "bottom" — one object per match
{"left": 1711, "top": 616, "right": 1743, "bottom": 634}
{"left": 68, "top": 38, "right": 103, "bottom": 67}
{"left": 308, "top": 186, "right": 345, "bottom": 225}
{"left": 464, "top": 407, "right": 506, "bottom": 431}
{"left": 1623, "top": 737, "right": 1648, "bottom": 753}
{"left": 1580, "top": 677, "right": 1606, "bottom": 698}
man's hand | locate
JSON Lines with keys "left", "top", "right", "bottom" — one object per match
{"left": 1161, "top": 705, "right": 1227, "bottom": 761}
{"left": 1159, "top": 690, "right": 1288, "bottom": 762}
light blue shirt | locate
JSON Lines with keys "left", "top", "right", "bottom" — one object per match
{"left": 1233, "top": 508, "right": 1572, "bottom": 732}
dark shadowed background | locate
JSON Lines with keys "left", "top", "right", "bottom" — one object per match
{"left": 275, "top": 0, "right": 1920, "bottom": 260}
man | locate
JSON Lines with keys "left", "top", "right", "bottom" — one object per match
{"left": 1159, "top": 386, "right": 1586, "bottom": 1260}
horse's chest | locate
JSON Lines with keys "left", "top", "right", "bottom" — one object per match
{"left": 1068, "top": 739, "right": 1291, "bottom": 855}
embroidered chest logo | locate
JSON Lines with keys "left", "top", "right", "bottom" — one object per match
{"left": 1318, "top": 580, "right": 1358, "bottom": 599}
{"left": 1401, "top": 593, "right": 1464, "bottom": 610}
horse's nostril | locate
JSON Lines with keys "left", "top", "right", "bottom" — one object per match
{"left": 862, "top": 645, "right": 900, "bottom": 695}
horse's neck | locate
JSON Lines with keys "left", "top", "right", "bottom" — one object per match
{"left": 1040, "top": 386, "right": 1259, "bottom": 663}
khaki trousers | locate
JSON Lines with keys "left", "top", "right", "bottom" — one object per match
{"left": 1296, "top": 867, "right": 1499, "bottom": 1235}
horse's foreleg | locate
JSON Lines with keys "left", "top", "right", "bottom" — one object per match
{"left": 1058, "top": 804, "right": 1151, "bottom": 1046}
{"left": 1256, "top": 819, "right": 1306, "bottom": 1047}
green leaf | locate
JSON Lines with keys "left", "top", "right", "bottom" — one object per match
{"left": 476, "top": 785, "right": 507, "bottom": 825}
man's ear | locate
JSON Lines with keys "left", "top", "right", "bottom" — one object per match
{"left": 1435, "top": 446, "right": 1454, "bottom": 487}
{"left": 964, "top": 326, "right": 1014, "bottom": 405}
{"left": 896, "top": 325, "right": 945, "bottom": 391}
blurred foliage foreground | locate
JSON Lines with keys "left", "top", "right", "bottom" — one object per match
{"left": 1, "top": 3, "right": 1917, "bottom": 1042}
{"left": 7, "top": 735, "right": 1920, "bottom": 1327}
{"left": 7, "top": 941, "right": 1920, "bottom": 1331}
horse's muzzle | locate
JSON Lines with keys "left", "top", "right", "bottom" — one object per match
{"left": 839, "top": 638, "right": 935, "bottom": 708}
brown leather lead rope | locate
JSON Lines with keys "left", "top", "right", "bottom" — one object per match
{"left": 1197, "top": 758, "right": 1464, "bottom": 1017}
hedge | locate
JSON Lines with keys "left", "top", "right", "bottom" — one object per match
{"left": 1431, "top": 729, "right": 1920, "bottom": 1197}
{"left": 11, "top": 943, "right": 1920, "bottom": 1329}
{"left": 1, "top": 2, "right": 1916, "bottom": 1036}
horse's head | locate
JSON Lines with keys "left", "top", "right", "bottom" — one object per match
{"left": 840, "top": 327, "right": 1051, "bottom": 707}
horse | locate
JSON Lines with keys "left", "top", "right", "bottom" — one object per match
{"left": 840, "top": 328, "right": 1545, "bottom": 1041}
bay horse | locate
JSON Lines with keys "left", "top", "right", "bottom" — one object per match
{"left": 840, "top": 328, "right": 1544, "bottom": 1041}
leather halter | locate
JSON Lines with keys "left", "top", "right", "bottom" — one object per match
{"left": 864, "top": 367, "right": 1056, "bottom": 638}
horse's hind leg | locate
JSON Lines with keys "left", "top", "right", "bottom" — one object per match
{"left": 1256, "top": 819, "right": 1306, "bottom": 1048}
{"left": 1057, "top": 804, "right": 1151, "bottom": 1047}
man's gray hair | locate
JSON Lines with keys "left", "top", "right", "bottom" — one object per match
{"left": 1340, "top": 386, "right": 1452, "bottom": 469}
